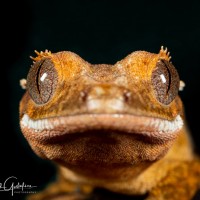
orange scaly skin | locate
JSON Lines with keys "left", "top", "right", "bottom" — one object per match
{"left": 19, "top": 47, "right": 200, "bottom": 200}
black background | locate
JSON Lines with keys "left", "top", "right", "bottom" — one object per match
{"left": 1, "top": 0, "right": 200, "bottom": 199}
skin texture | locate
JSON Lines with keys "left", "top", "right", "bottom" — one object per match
{"left": 19, "top": 47, "right": 200, "bottom": 200}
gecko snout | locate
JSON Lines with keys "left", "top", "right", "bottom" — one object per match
{"left": 79, "top": 85, "right": 131, "bottom": 113}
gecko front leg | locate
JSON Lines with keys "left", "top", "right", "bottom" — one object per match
{"left": 146, "top": 159, "right": 200, "bottom": 200}
{"left": 26, "top": 169, "right": 93, "bottom": 200}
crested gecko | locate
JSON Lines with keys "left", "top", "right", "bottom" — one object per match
{"left": 19, "top": 46, "right": 200, "bottom": 200}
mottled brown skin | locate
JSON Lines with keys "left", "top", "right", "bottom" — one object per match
{"left": 19, "top": 47, "right": 200, "bottom": 200}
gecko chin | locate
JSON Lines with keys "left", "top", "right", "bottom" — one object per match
{"left": 20, "top": 113, "right": 183, "bottom": 178}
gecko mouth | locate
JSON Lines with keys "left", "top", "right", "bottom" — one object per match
{"left": 20, "top": 113, "right": 183, "bottom": 142}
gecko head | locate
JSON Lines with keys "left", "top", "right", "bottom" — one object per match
{"left": 19, "top": 47, "right": 184, "bottom": 179}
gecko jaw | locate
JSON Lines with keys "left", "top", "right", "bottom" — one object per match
{"left": 20, "top": 113, "right": 183, "bottom": 142}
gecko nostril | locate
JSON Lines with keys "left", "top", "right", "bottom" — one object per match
{"left": 123, "top": 90, "right": 132, "bottom": 102}
{"left": 80, "top": 91, "right": 88, "bottom": 102}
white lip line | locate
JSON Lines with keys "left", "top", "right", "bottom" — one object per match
{"left": 20, "top": 114, "right": 183, "bottom": 136}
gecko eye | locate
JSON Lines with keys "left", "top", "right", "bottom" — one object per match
{"left": 27, "top": 58, "right": 58, "bottom": 104}
{"left": 151, "top": 59, "right": 180, "bottom": 105}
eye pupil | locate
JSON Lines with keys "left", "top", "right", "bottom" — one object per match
{"left": 27, "top": 58, "right": 58, "bottom": 104}
{"left": 151, "top": 59, "right": 180, "bottom": 105}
